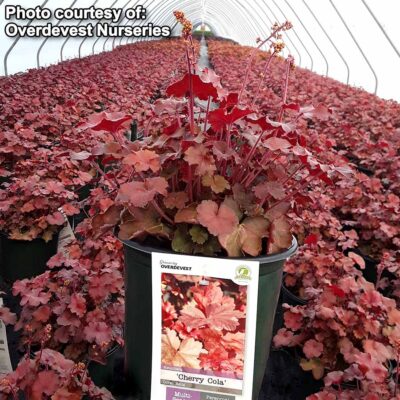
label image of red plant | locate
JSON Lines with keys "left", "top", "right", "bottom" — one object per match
{"left": 161, "top": 273, "right": 247, "bottom": 380}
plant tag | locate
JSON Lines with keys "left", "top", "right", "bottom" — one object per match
{"left": 0, "top": 299, "right": 13, "bottom": 374}
{"left": 151, "top": 253, "right": 259, "bottom": 400}
{"left": 57, "top": 208, "right": 76, "bottom": 255}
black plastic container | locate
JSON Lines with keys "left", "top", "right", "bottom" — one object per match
{"left": 76, "top": 183, "right": 93, "bottom": 202}
{"left": 344, "top": 248, "right": 398, "bottom": 287}
{"left": 122, "top": 237, "right": 298, "bottom": 400}
{"left": 281, "top": 279, "right": 308, "bottom": 306}
{"left": 87, "top": 346, "right": 121, "bottom": 390}
{"left": 0, "top": 233, "right": 59, "bottom": 283}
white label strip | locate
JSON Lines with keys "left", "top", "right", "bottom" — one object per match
{"left": 0, "top": 299, "right": 13, "bottom": 374}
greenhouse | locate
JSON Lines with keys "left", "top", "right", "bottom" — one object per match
{"left": 0, "top": 1, "right": 399, "bottom": 399}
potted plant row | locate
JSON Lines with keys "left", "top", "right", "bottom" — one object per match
{"left": 0, "top": 39, "right": 192, "bottom": 286}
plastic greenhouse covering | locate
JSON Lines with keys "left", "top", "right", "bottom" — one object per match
{"left": 0, "top": 0, "right": 399, "bottom": 100}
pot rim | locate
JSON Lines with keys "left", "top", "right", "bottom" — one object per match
{"left": 121, "top": 235, "right": 298, "bottom": 263}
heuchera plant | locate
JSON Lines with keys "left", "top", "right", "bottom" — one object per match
{"left": 11, "top": 233, "right": 124, "bottom": 364}
{"left": 161, "top": 275, "right": 246, "bottom": 377}
{"left": 0, "top": 40, "right": 190, "bottom": 241}
{"left": 73, "top": 12, "right": 349, "bottom": 257}
{"left": 274, "top": 275, "right": 400, "bottom": 398}
{"left": 201, "top": 24, "right": 400, "bottom": 398}
{"left": 206, "top": 37, "right": 399, "bottom": 261}
{"left": 0, "top": 342, "right": 113, "bottom": 399}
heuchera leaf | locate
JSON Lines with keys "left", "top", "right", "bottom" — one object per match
{"left": 163, "top": 192, "right": 189, "bottom": 209}
{"left": 300, "top": 358, "right": 325, "bottom": 380}
{"left": 184, "top": 144, "right": 216, "bottom": 176}
{"left": 92, "top": 142, "right": 122, "bottom": 156}
{"left": 61, "top": 203, "right": 80, "bottom": 216}
{"left": 92, "top": 205, "right": 122, "bottom": 235}
{"left": 264, "top": 137, "right": 291, "bottom": 151}
{"left": 119, "top": 207, "right": 171, "bottom": 240}
{"left": 363, "top": 340, "right": 393, "bottom": 363}
{"left": 304, "top": 233, "right": 318, "bottom": 246}
{"left": 70, "top": 151, "right": 92, "bottom": 161}
{"left": 194, "top": 236, "right": 222, "bottom": 256}
{"left": 301, "top": 104, "right": 332, "bottom": 121}
{"left": 123, "top": 149, "right": 160, "bottom": 173}
{"left": 83, "top": 321, "right": 113, "bottom": 345}
{"left": 52, "top": 388, "right": 83, "bottom": 400}
{"left": 303, "top": 339, "right": 324, "bottom": 359}
{"left": 153, "top": 98, "right": 186, "bottom": 115}
{"left": 172, "top": 225, "right": 194, "bottom": 254}
{"left": 0, "top": 306, "right": 17, "bottom": 325}
{"left": 328, "top": 285, "right": 346, "bottom": 298}
{"left": 179, "top": 285, "right": 244, "bottom": 331}
{"left": 161, "top": 328, "right": 204, "bottom": 369}
{"left": 189, "top": 225, "right": 209, "bottom": 245}
{"left": 202, "top": 174, "right": 230, "bottom": 194}
{"left": 117, "top": 177, "right": 168, "bottom": 208}
{"left": 174, "top": 205, "right": 198, "bottom": 224}
{"left": 283, "top": 103, "right": 300, "bottom": 112}
{"left": 245, "top": 116, "right": 275, "bottom": 131}
{"left": 20, "top": 289, "right": 51, "bottom": 307}
{"left": 220, "top": 92, "right": 239, "bottom": 109}
{"left": 273, "top": 328, "right": 296, "bottom": 348}
{"left": 254, "top": 181, "right": 285, "bottom": 201}
{"left": 219, "top": 216, "right": 270, "bottom": 257}
{"left": 31, "top": 370, "right": 60, "bottom": 398}
{"left": 77, "top": 111, "right": 131, "bottom": 133}
{"left": 32, "top": 305, "right": 52, "bottom": 323}
{"left": 199, "top": 67, "right": 222, "bottom": 86}
{"left": 268, "top": 216, "right": 292, "bottom": 254}
{"left": 208, "top": 107, "right": 253, "bottom": 132}
{"left": 166, "top": 73, "right": 219, "bottom": 101}
{"left": 197, "top": 200, "right": 239, "bottom": 236}
{"left": 348, "top": 251, "right": 366, "bottom": 269}
{"left": 46, "top": 211, "right": 65, "bottom": 226}
{"left": 212, "top": 141, "right": 240, "bottom": 162}
{"left": 69, "top": 293, "right": 87, "bottom": 318}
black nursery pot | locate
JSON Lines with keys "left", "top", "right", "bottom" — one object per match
{"left": 0, "top": 232, "right": 59, "bottom": 283}
{"left": 122, "top": 237, "right": 298, "bottom": 400}
{"left": 76, "top": 182, "right": 93, "bottom": 202}
{"left": 345, "top": 248, "right": 392, "bottom": 285}
{"left": 87, "top": 346, "right": 121, "bottom": 390}
{"left": 281, "top": 277, "right": 308, "bottom": 306}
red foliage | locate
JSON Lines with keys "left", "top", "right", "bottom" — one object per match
{"left": 161, "top": 275, "right": 246, "bottom": 378}
{"left": 206, "top": 36, "right": 400, "bottom": 397}
{"left": 0, "top": 39, "right": 190, "bottom": 240}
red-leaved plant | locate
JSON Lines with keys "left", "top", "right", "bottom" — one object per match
{"left": 0, "top": 40, "right": 191, "bottom": 241}
{"left": 161, "top": 274, "right": 246, "bottom": 378}
{"left": 274, "top": 275, "right": 400, "bottom": 398}
{"left": 73, "top": 12, "right": 350, "bottom": 257}
{"left": 203, "top": 22, "right": 400, "bottom": 398}
{"left": 11, "top": 233, "right": 124, "bottom": 364}
{"left": 0, "top": 337, "right": 113, "bottom": 399}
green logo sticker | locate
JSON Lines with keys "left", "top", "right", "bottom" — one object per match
{"left": 234, "top": 265, "right": 252, "bottom": 284}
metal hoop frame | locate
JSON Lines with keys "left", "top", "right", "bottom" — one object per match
{"left": 0, "top": 0, "right": 398, "bottom": 99}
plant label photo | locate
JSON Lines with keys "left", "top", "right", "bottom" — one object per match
{"left": 151, "top": 252, "right": 259, "bottom": 400}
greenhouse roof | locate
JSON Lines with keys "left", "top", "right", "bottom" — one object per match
{"left": 0, "top": 0, "right": 399, "bottom": 101}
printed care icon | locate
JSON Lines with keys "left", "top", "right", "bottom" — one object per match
{"left": 234, "top": 265, "right": 252, "bottom": 285}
